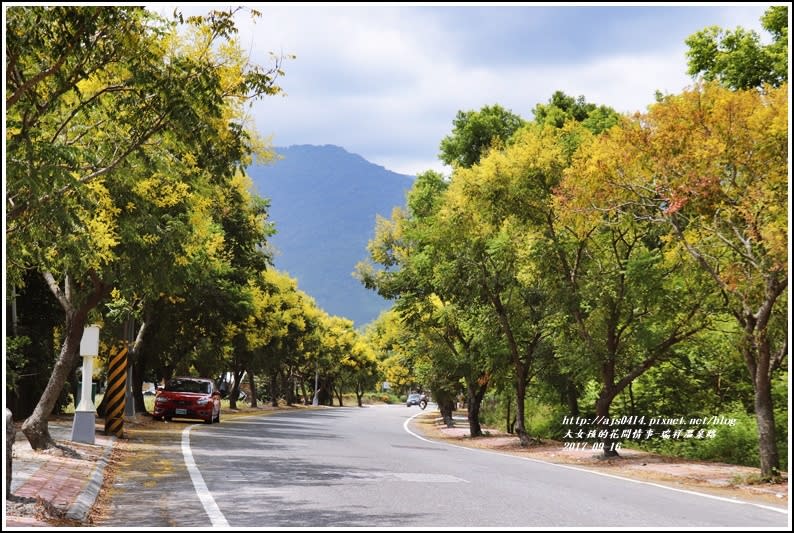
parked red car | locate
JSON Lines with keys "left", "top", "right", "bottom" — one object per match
{"left": 153, "top": 377, "right": 221, "bottom": 424}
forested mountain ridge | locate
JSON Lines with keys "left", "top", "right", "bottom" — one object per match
{"left": 248, "top": 145, "right": 414, "bottom": 326}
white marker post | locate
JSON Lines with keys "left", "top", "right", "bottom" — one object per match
{"left": 71, "top": 325, "right": 100, "bottom": 444}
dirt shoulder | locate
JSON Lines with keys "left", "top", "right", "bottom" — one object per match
{"left": 410, "top": 412, "right": 789, "bottom": 510}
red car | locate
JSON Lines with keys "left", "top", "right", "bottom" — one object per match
{"left": 153, "top": 377, "right": 221, "bottom": 424}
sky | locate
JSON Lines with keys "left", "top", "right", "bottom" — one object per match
{"left": 150, "top": 3, "right": 775, "bottom": 177}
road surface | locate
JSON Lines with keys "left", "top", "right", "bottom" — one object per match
{"left": 100, "top": 406, "right": 788, "bottom": 527}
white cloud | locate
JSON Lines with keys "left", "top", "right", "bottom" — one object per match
{"left": 369, "top": 156, "right": 449, "bottom": 179}
{"left": 147, "top": 4, "right": 771, "bottom": 175}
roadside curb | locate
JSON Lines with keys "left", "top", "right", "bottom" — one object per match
{"left": 66, "top": 435, "right": 116, "bottom": 521}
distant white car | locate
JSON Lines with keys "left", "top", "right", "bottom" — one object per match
{"left": 406, "top": 393, "right": 422, "bottom": 407}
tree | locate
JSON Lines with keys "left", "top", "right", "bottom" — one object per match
{"left": 365, "top": 310, "right": 417, "bottom": 395}
{"left": 7, "top": 6, "right": 285, "bottom": 448}
{"left": 579, "top": 82, "right": 787, "bottom": 477}
{"left": 445, "top": 118, "right": 711, "bottom": 454}
{"left": 438, "top": 104, "right": 526, "bottom": 168}
{"left": 244, "top": 269, "right": 317, "bottom": 408}
{"left": 358, "top": 172, "right": 497, "bottom": 436}
{"left": 314, "top": 315, "right": 356, "bottom": 406}
{"left": 550, "top": 173, "right": 713, "bottom": 455}
{"left": 350, "top": 340, "right": 379, "bottom": 407}
{"left": 532, "top": 91, "right": 619, "bottom": 134}
{"left": 685, "top": 6, "right": 788, "bottom": 89}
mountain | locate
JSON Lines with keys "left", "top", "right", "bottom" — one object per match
{"left": 247, "top": 145, "right": 414, "bottom": 326}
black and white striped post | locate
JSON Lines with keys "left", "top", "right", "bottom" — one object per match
{"left": 104, "top": 346, "right": 128, "bottom": 437}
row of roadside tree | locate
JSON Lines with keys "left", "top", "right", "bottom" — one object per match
{"left": 357, "top": 7, "right": 788, "bottom": 479}
{"left": 5, "top": 6, "right": 378, "bottom": 451}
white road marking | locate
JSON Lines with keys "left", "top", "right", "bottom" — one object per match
{"left": 402, "top": 412, "right": 787, "bottom": 515}
{"left": 182, "top": 425, "right": 230, "bottom": 527}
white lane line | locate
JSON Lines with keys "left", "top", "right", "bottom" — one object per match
{"left": 182, "top": 425, "right": 229, "bottom": 527}
{"left": 403, "top": 412, "right": 787, "bottom": 515}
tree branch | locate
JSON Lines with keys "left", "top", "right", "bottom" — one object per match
{"left": 43, "top": 271, "right": 71, "bottom": 312}
{"left": 49, "top": 84, "right": 128, "bottom": 143}
{"left": 7, "top": 111, "right": 168, "bottom": 224}
{"left": 669, "top": 216, "right": 740, "bottom": 322}
{"left": 770, "top": 337, "right": 787, "bottom": 377}
{"left": 7, "top": 46, "right": 72, "bottom": 109}
{"left": 754, "top": 275, "right": 786, "bottom": 331}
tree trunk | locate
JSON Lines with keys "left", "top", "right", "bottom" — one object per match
{"left": 505, "top": 389, "right": 512, "bottom": 433}
{"left": 249, "top": 370, "right": 257, "bottom": 408}
{"left": 514, "top": 370, "right": 530, "bottom": 446}
{"left": 320, "top": 380, "right": 332, "bottom": 406}
{"left": 129, "top": 320, "right": 148, "bottom": 414}
{"left": 270, "top": 372, "right": 278, "bottom": 407}
{"left": 744, "top": 302, "right": 782, "bottom": 479}
{"left": 355, "top": 381, "right": 364, "bottom": 407}
{"left": 336, "top": 385, "right": 344, "bottom": 407}
{"left": 438, "top": 397, "right": 455, "bottom": 428}
{"left": 627, "top": 382, "right": 635, "bottom": 415}
{"left": 132, "top": 360, "right": 146, "bottom": 414}
{"left": 466, "top": 376, "right": 488, "bottom": 438}
{"left": 6, "top": 409, "right": 14, "bottom": 497}
{"left": 488, "top": 291, "right": 531, "bottom": 446}
{"left": 300, "top": 379, "right": 308, "bottom": 405}
{"left": 754, "top": 380, "right": 779, "bottom": 478}
{"left": 596, "top": 390, "right": 619, "bottom": 457}
{"left": 229, "top": 368, "right": 244, "bottom": 410}
{"left": 22, "top": 313, "right": 83, "bottom": 449}
{"left": 22, "top": 272, "right": 105, "bottom": 450}
{"left": 284, "top": 372, "right": 294, "bottom": 406}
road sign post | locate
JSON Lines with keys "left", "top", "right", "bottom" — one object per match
{"left": 71, "top": 325, "right": 100, "bottom": 444}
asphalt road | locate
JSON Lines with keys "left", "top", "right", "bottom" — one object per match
{"left": 175, "top": 406, "right": 786, "bottom": 528}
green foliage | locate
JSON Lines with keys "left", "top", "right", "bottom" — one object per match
{"left": 685, "top": 6, "right": 788, "bottom": 89}
{"left": 479, "top": 392, "right": 567, "bottom": 440}
{"left": 636, "top": 403, "right": 761, "bottom": 467}
{"left": 588, "top": 81, "right": 787, "bottom": 475}
{"left": 359, "top": 391, "right": 401, "bottom": 405}
{"left": 365, "top": 85, "right": 786, "bottom": 470}
{"left": 5, "top": 336, "right": 31, "bottom": 391}
{"left": 5, "top": 272, "right": 64, "bottom": 419}
{"left": 524, "top": 399, "right": 567, "bottom": 439}
{"left": 532, "top": 91, "right": 619, "bottom": 134}
{"left": 5, "top": 6, "right": 292, "bottom": 438}
{"left": 438, "top": 104, "right": 526, "bottom": 168}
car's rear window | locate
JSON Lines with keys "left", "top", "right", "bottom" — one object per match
{"left": 166, "top": 379, "right": 211, "bottom": 394}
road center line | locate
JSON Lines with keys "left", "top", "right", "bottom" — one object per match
{"left": 182, "top": 425, "right": 230, "bottom": 527}
{"left": 402, "top": 412, "right": 787, "bottom": 515}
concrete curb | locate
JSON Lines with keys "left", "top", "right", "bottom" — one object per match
{"left": 65, "top": 435, "right": 116, "bottom": 521}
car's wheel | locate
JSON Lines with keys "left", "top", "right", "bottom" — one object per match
{"left": 164, "top": 416, "right": 172, "bottom": 422}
